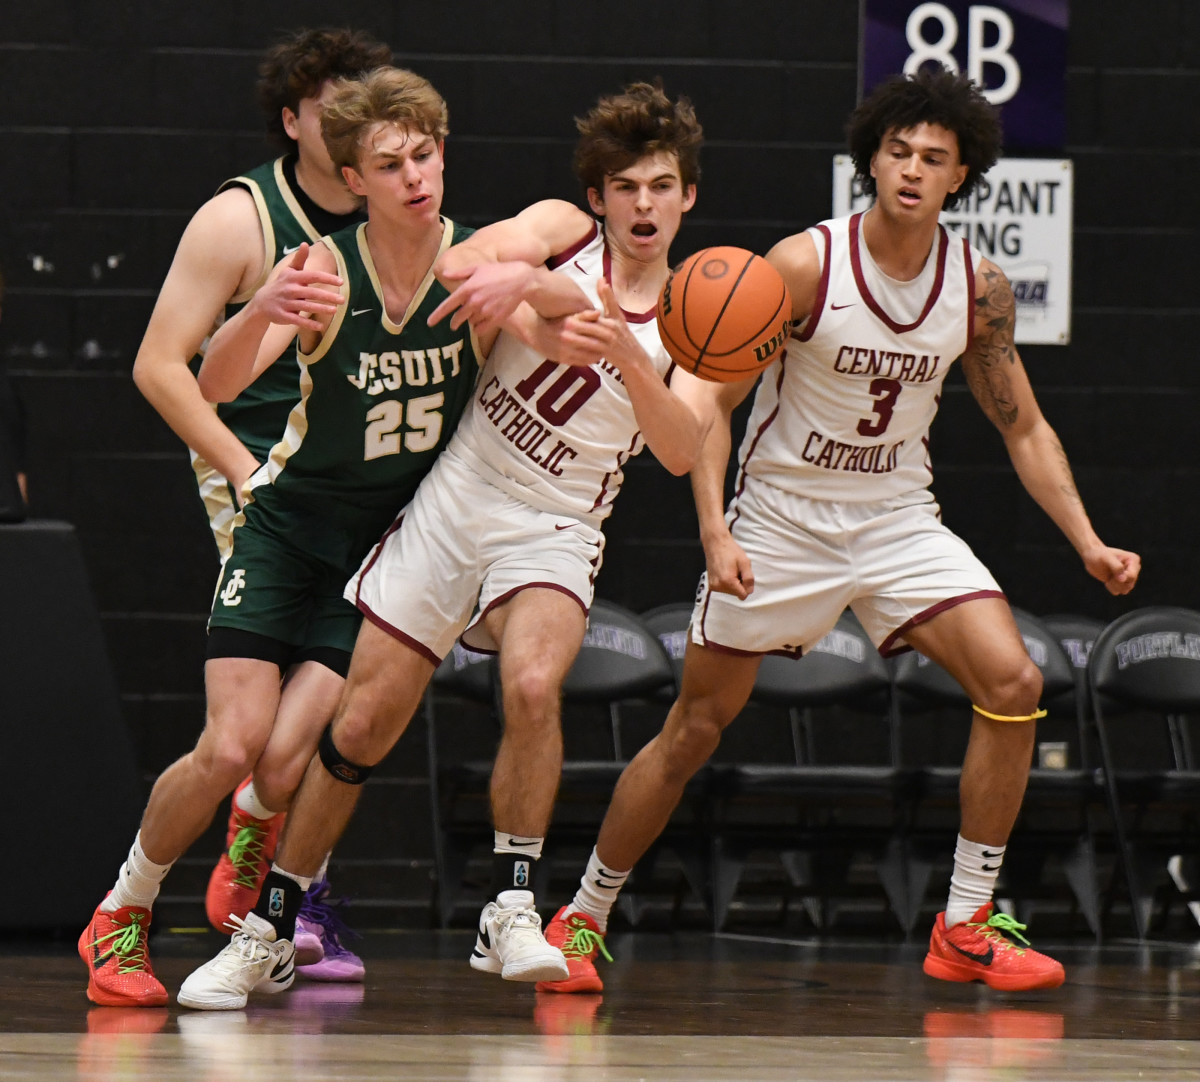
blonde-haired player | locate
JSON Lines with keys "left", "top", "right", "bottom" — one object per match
{"left": 175, "top": 81, "right": 726, "bottom": 1008}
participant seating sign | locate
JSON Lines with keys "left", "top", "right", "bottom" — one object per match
{"left": 832, "top": 155, "right": 1072, "bottom": 346}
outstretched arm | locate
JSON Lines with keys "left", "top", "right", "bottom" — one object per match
{"left": 198, "top": 242, "right": 343, "bottom": 403}
{"left": 962, "top": 259, "right": 1140, "bottom": 595}
{"left": 428, "top": 200, "right": 598, "bottom": 332}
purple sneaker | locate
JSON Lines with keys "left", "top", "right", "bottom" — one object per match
{"left": 295, "top": 880, "right": 365, "bottom": 983}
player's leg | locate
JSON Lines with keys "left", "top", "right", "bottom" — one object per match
{"left": 903, "top": 596, "right": 1063, "bottom": 991}
{"left": 540, "top": 483, "right": 846, "bottom": 992}
{"left": 204, "top": 655, "right": 344, "bottom": 937}
{"left": 538, "top": 640, "right": 759, "bottom": 993}
{"left": 178, "top": 620, "right": 436, "bottom": 1009}
{"left": 198, "top": 497, "right": 331, "bottom": 934}
{"left": 467, "top": 587, "right": 585, "bottom": 983}
{"left": 266, "top": 656, "right": 367, "bottom": 982}
{"left": 235, "top": 519, "right": 388, "bottom": 977}
{"left": 82, "top": 655, "right": 281, "bottom": 1007}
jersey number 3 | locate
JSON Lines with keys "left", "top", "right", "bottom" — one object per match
{"left": 364, "top": 393, "right": 444, "bottom": 460}
{"left": 856, "top": 377, "right": 901, "bottom": 438}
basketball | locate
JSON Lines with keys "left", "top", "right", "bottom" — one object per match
{"left": 655, "top": 247, "right": 792, "bottom": 383}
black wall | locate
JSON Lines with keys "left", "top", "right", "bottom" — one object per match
{"left": 2, "top": 1, "right": 1195, "bottom": 924}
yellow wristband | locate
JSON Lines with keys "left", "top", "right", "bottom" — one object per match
{"left": 972, "top": 704, "right": 1048, "bottom": 723}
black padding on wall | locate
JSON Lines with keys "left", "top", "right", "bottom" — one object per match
{"left": 0, "top": 521, "right": 143, "bottom": 929}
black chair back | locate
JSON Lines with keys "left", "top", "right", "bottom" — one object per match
{"left": 753, "top": 610, "right": 891, "bottom": 710}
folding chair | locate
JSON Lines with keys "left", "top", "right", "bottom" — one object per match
{"left": 1087, "top": 606, "right": 1200, "bottom": 940}
{"left": 709, "top": 610, "right": 919, "bottom": 933}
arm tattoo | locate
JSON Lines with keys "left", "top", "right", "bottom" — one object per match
{"left": 962, "top": 267, "right": 1019, "bottom": 426}
{"left": 1051, "top": 437, "right": 1084, "bottom": 507}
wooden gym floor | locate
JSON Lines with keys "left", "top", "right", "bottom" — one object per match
{"left": 2, "top": 927, "right": 1199, "bottom": 1081}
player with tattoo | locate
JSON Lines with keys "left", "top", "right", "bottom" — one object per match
{"left": 538, "top": 66, "right": 1140, "bottom": 996}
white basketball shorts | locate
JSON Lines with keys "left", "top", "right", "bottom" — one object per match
{"left": 347, "top": 449, "right": 604, "bottom": 662}
{"left": 691, "top": 479, "right": 1003, "bottom": 658}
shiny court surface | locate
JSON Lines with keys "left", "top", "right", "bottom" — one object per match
{"left": 3, "top": 930, "right": 1199, "bottom": 1081}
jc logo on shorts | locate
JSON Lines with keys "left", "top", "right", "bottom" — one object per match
{"left": 220, "top": 568, "right": 247, "bottom": 607}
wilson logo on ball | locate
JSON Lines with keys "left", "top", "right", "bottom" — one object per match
{"left": 655, "top": 246, "right": 792, "bottom": 383}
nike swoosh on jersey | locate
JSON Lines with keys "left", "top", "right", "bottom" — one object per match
{"left": 554, "top": 523, "right": 577, "bottom": 531}
{"left": 351, "top": 308, "right": 373, "bottom": 316}
{"left": 830, "top": 302, "right": 856, "bottom": 310}
{"left": 282, "top": 244, "right": 302, "bottom": 255}
{"left": 949, "top": 941, "right": 994, "bottom": 965}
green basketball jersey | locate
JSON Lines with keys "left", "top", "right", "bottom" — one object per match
{"left": 252, "top": 218, "right": 482, "bottom": 515}
{"left": 213, "top": 157, "right": 359, "bottom": 462}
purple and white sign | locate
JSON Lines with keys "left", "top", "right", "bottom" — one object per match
{"left": 862, "top": 1, "right": 1068, "bottom": 151}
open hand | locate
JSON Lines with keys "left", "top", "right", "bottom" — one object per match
{"left": 427, "top": 261, "right": 536, "bottom": 333}
{"left": 253, "top": 243, "right": 344, "bottom": 332}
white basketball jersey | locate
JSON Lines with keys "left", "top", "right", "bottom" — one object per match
{"left": 736, "top": 212, "right": 979, "bottom": 503}
{"left": 449, "top": 221, "right": 674, "bottom": 525}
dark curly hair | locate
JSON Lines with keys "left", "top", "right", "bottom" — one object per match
{"left": 573, "top": 80, "right": 703, "bottom": 196}
{"left": 257, "top": 27, "right": 393, "bottom": 152}
{"left": 847, "top": 66, "right": 1002, "bottom": 210}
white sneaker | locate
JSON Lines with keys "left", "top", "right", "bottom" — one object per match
{"left": 1167, "top": 855, "right": 1200, "bottom": 927}
{"left": 469, "top": 891, "right": 569, "bottom": 983}
{"left": 177, "top": 913, "right": 296, "bottom": 1010}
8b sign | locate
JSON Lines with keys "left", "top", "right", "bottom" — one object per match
{"left": 862, "top": 1, "right": 1068, "bottom": 150}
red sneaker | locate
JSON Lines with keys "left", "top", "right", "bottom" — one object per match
{"left": 205, "top": 778, "right": 284, "bottom": 932}
{"left": 78, "top": 899, "right": 168, "bottom": 1007}
{"left": 535, "top": 907, "right": 611, "bottom": 994}
{"left": 923, "top": 904, "right": 1065, "bottom": 991}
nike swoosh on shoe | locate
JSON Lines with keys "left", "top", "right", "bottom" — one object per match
{"left": 949, "top": 941, "right": 994, "bottom": 965}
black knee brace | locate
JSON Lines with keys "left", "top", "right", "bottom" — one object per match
{"left": 318, "top": 723, "right": 374, "bottom": 785}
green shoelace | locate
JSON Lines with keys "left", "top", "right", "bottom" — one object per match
{"left": 92, "top": 912, "right": 152, "bottom": 974}
{"left": 970, "top": 910, "right": 1032, "bottom": 953}
{"left": 562, "top": 917, "right": 613, "bottom": 963}
{"left": 228, "top": 821, "right": 271, "bottom": 888}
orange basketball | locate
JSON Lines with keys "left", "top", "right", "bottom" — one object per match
{"left": 655, "top": 246, "right": 792, "bottom": 383}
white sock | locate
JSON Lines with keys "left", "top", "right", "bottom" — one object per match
{"left": 235, "top": 780, "right": 277, "bottom": 820}
{"left": 103, "top": 833, "right": 172, "bottom": 912}
{"left": 567, "top": 847, "right": 630, "bottom": 934}
{"left": 496, "top": 889, "right": 536, "bottom": 909}
{"left": 494, "top": 830, "right": 544, "bottom": 859}
{"left": 315, "top": 853, "right": 331, "bottom": 884}
{"left": 271, "top": 862, "right": 313, "bottom": 892}
{"left": 945, "top": 834, "right": 1005, "bottom": 927}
